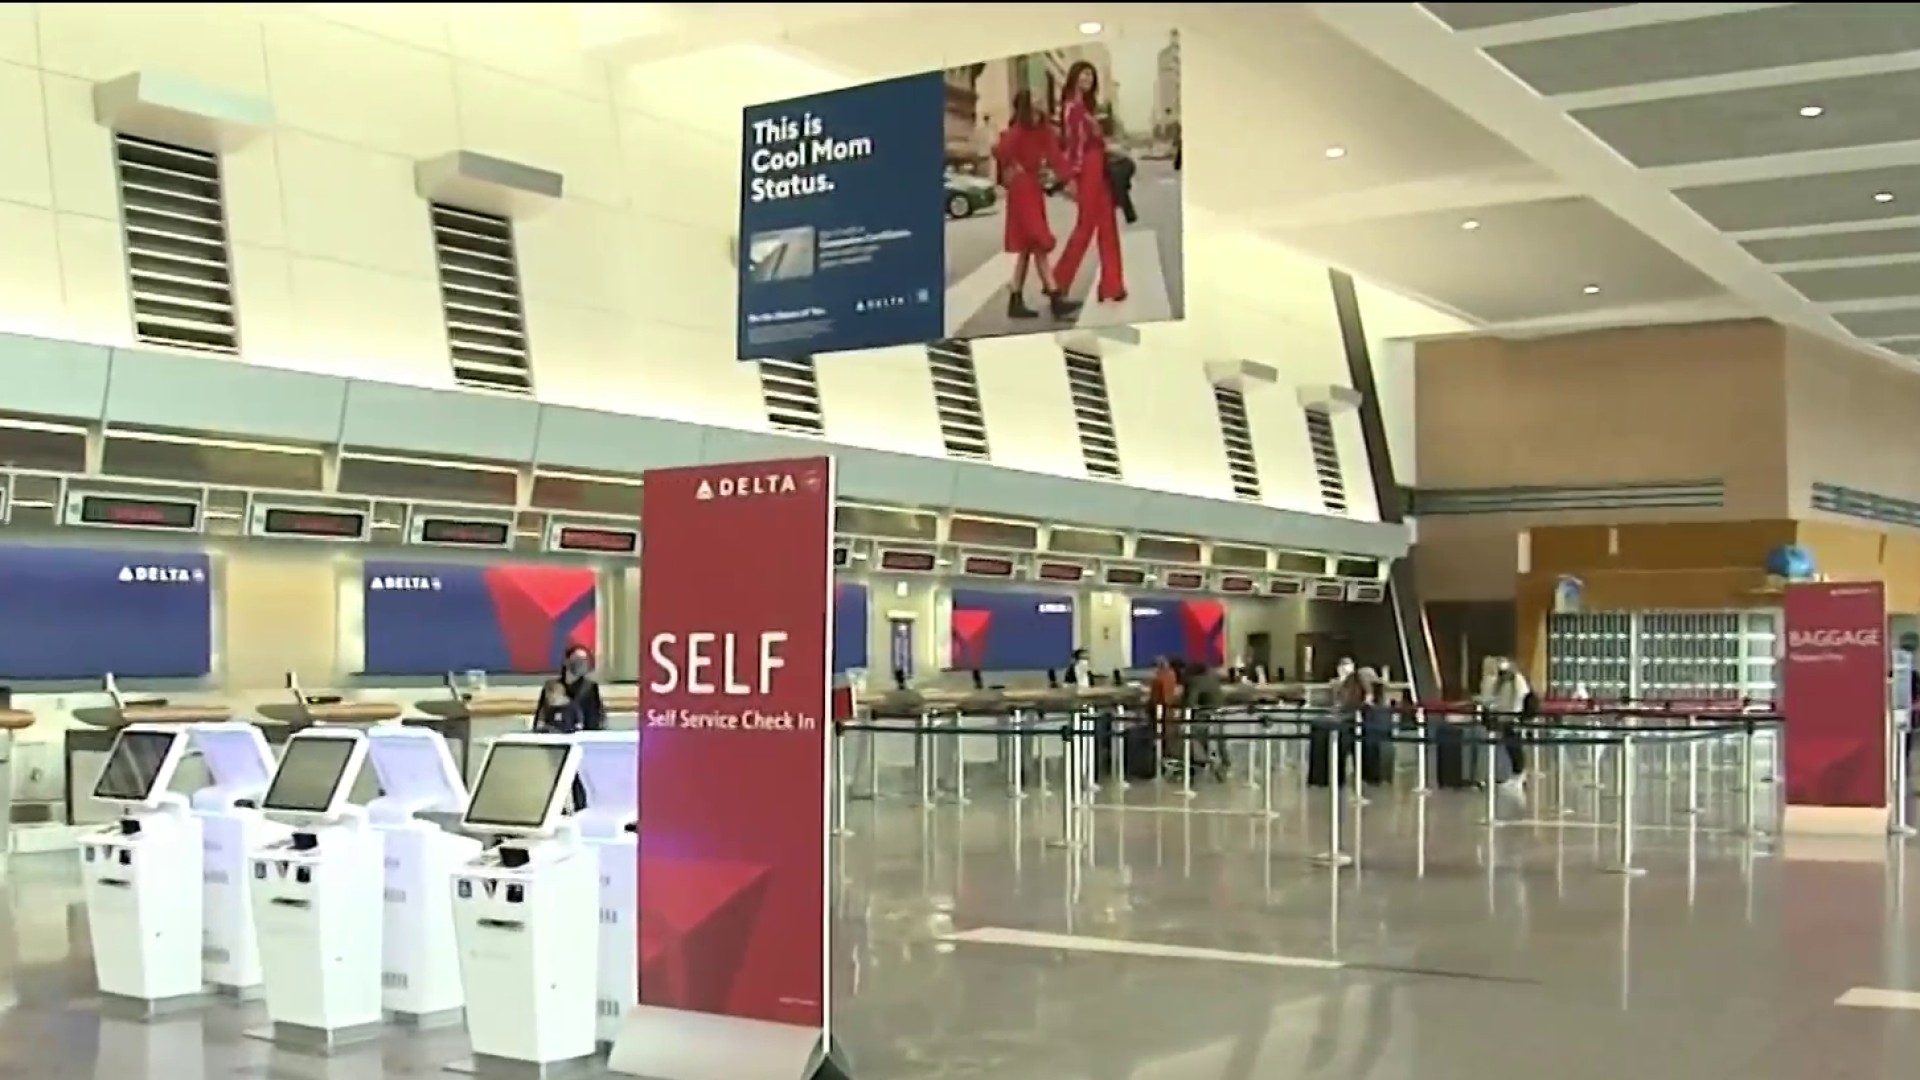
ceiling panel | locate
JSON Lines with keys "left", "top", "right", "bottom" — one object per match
{"left": 1834, "top": 308, "right": 1920, "bottom": 338}
{"left": 1744, "top": 227, "right": 1920, "bottom": 266}
{"left": 1783, "top": 263, "right": 1920, "bottom": 303}
{"left": 1421, "top": 3, "right": 1628, "bottom": 31}
{"left": 1486, "top": 5, "right": 1920, "bottom": 97}
{"left": 1572, "top": 69, "right": 1920, "bottom": 168}
{"left": 1675, "top": 166, "right": 1920, "bottom": 233}
{"left": 1269, "top": 197, "right": 1724, "bottom": 324}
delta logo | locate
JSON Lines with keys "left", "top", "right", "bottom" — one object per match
{"left": 694, "top": 469, "right": 823, "bottom": 502}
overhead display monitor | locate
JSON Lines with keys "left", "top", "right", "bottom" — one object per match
{"left": 465, "top": 742, "right": 570, "bottom": 831}
{"left": 362, "top": 561, "right": 597, "bottom": 675}
{"left": 0, "top": 546, "right": 212, "bottom": 679}
{"left": 93, "top": 729, "right": 182, "bottom": 803}
{"left": 1129, "top": 597, "right": 1226, "bottom": 669}
{"left": 262, "top": 736, "right": 360, "bottom": 815}
{"left": 736, "top": 32, "right": 1185, "bottom": 360}
{"left": 950, "top": 589, "right": 1074, "bottom": 671}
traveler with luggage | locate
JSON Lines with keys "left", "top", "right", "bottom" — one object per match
{"left": 1309, "top": 658, "right": 1364, "bottom": 788}
{"left": 1184, "top": 663, "right": 1229, "bottom": 778}
{"left": 533, "top": 644, "right": 604, "bottom": 807}
{"left": 1479, "top": 657, "right": 1532, "bottom": 794}
{"left": 1358, "top": 670, "right": 1396, "bottom": 786}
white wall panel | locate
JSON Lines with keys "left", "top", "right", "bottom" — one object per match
{"left": 1105, "top": 342, "right": 1232, "bottom": 497}
{"left": 42, "top": 71, "right": 117, "bottom": 219}
{"left": 0, "top": 201, "right": 62, "bottom": 338}
{"left": 815, "top": 345, "right": 945, "bottom": 457}
{"left": 263, "top": 14, "right": 462, "bottom": 159}
{"left": 0, "top": 60, "right": 50, "bottom": 207}
{"left": 0, "top": 4, "right": 35, "bottom": 66}
{"left": 455, "top": 63, "right": 627, "bottom": 208}
{"left": 35, "top": 3, "right": 270, "bottom": 96}
{"left": 971, "top": 335, "right": 1084, "bottom": 477}
{"left": 1352, "top": 277, "right": 1474, "bottom": 489}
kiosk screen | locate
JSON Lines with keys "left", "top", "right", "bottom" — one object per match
{"left": 466, "top": 743, "right": 569, "bottom": 829}
{"left": 93, "top": 730, "right": 179, "bottom": 802}
{"left": 263, "top": 738, "right": 358, "bottom": 814}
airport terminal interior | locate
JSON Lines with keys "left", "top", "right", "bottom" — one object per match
{"left": 4, "top": 3, "right": 1920, "bottom": 1079}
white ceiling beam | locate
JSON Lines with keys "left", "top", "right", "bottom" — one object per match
{"left": 1246, "top": 168, "right": 1576, "bottom": 230}
{"left": 1477, "top": 295, "right": 1756, "bottom": 337}
{"left": 1553, "top": 50, "right": 1920, "bottom": 111}
{"left": 1309, "top": 2, "right": 1842, "bottom": 338}
{"left": 579, "top": 2, "right": 925, "bottom": 65}
{"left": 1817, "top": 296, "right": 1920, "bottom": 316}
{"left": 1456, "top": 3, "right": 1790, "bottom": 48}
{"left": 1765, "top": 253, "right": 1920, "bottom": 274}
{"left": 1732, "top": 213, "right": 1920, "bottom": 243}
{"left": 1645, "top": 139, "right": 1920, "bottom": 190}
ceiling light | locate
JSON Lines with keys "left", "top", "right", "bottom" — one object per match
{"left": 1582, "top": 284, "right": 1601, "bottom": 295}
{"left": 1078, "top": 20, "right": 1102, "bottom": 34}
{"left": 1323, "top": 145, "right": 1347, "bottom": 160}
{"left": 1875, "top": 191, "right": 1896, "bottom": 203}
{"left": 1798, "top": 105, "right": 1825, "bottom": 118}
{"left": 1460, "top": 218, "right": 1481, "bottom": 231}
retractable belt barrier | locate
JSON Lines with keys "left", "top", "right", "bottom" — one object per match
{"left": 829, "top": 702, "right": 1804, "bottom": 877}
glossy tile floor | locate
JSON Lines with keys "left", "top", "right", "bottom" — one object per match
{"left": 3, "top": 743, "right": 1918, "bottom": 1080}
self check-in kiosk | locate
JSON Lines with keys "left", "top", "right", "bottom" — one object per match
{"left": 249, "top": 727, "right": 384, "bottom": 1048}
{"left": 82, "top": 724, "right": 202, "bottom": 1012}
{"left": 573, "top": 731, "right": 640, "bottom": 1045}
{"left": 187, "top": 722, "right": 284, "bottom": 997}
{"left": 363, "top": 724, "right": 480, "bottom": 1027}
{"left": 453, "top": 735, "right": 597, "bottom": 1070}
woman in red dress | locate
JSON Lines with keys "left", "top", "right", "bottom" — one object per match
{"left": 993, "top": 90, "right": 1081, "bottom": 321}
{"left": 1053, "top": 61, "right": 1128, "bottom": 305}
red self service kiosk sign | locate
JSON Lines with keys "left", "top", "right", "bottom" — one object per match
{"left": 637, "top": 457, "right": 833, "bottom": 1033}
{"left": 1783, "top": 581, "right": 1887, "bottom": 809}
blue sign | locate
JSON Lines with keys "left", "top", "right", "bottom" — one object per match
{"left": 362, "top": 562, "right": 597, "bottom": 676}
{"left": 950, "top": 589, "right": 1075, "bottom": 671}
{"left": 0, "top": 546, "right": 212, "bottom": 679}
{"left": 738, "top": 37, "right": 1187, "bottom": 359}
{"left": 833, "top": 583, "right": 869, "bottom": 672}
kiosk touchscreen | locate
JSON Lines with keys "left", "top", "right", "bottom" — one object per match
{"left": 187, "top": 722, "right": 285, "bottom": 996}
{"left": 573, "top": 731, "right": 640, "bottom": 1045}
{"left": 453, "top": 735, "right": 597, "bottom": 1070}
{"left": 248, "top": 728, "right": 384, "bottom": 1048}
{"left": 82, "top": 724, "right": 202, "bottom": 1010}
{"left": 363, "top": 724, "right": 480, "bottom": 1027}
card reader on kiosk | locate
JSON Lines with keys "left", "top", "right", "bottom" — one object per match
{"left": 572, "top": 731, "right": 640, "bottom": 1045}
{"left": 186, "top": 722, "right": 285, "bottom": 997}
{"left": 248, "top": 728, "right": 384, "bottom": 1048}
{"left": 453, "top": 735, "right": 597, "bottom": 1070}
{"left": 363, "top": 724, "right": 480, "bottom": 1027}
{"left": 81, "top": 724, "right": 202, "bottom": 1012}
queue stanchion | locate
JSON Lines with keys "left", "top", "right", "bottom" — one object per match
{"left": 1682, "top": 719, "right": 1703, "bottom": 817}
{"left": 1732, "top": 719, "right": 1761, "bottom": 838}
{"left": 950, "top": 715, "right": 971, "bottom": 807}
{"left": 912, "top": 711, "right": 934, "bottom": 808}
{"left": 831, "top": 722, "right": 853, "bottom": 838}
{"left": 1178, "top": 712, "right": 1197, "bottom": 801}
{"left": 1260, "top": 725, "right": 1278, "bottom": 820}
{"left": 1008, "top": 713, "right": 1027, "bottom": 799}
{"left": 1605, "top": 735, "right": 1647, "bottom": 877}
{"left": 1479, "top": 727, "right": 1500, "bottom": 827}
{"left": 864, "top": 714, "right": 883, "bottom": 802}
{"left": 1045, "top": 722, "right": 1082, "bottom": 851}
{"left": 1310, "top": 717, "right": 1354, "bottom": 869}
{"left": 1890, "top": 712, "right": 1915, "bottom": 838}
{"left": 1413, "top": 706, "right": 1432, "bottom": 797}
{"left": 1108, "top": 709, "right": 1130, "bottom": 794}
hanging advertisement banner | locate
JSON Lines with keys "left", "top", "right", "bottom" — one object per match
{"left": 613, "top": 456, "right": 841, "bottom": 1080}
{"left": 1782, "top": 581, "right": 1887, "bottom": 817}
{"left": 737, "top": 32, "right": 1186, "bottom": 359}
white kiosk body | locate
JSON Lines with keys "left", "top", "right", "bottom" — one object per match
{"left": 81, "top": 724, "right": 204, "bottom": 1011}
{"left": 574, "top": 731, "right": 640, "bottom": 1045}
{"left": 248, "top": 728, "right": 385, "bottom": 1049}
{"left": 364, "top": 723, "right": 480, "bottom": 1026}
{"left": 186, "top": 722, "right": 284, "bottom": 996}
{"left": 453, "top": 735, "right": 598, "bottom": 1069}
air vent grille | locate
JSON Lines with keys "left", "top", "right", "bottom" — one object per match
{"left": 759, "top": 355, "right": 826, "bottom": 435}
{"left": 1063, "top": 349, "right": 1122, "bottom": 480}
{"left": 431, "top": 203, "right": 532, "bottom": 394}
{"left": 927, "top": 340, "right": 989, "bottom": 459}
{"left": 1213, "top": 385, "right": 1260, "bottom": 502}
{"left": 1304, "top": 407, "right": 1346, "bottom": 514}
{"left": 113, "top": 134, "right": 238, "bottom": 355}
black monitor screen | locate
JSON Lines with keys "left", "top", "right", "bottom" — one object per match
{"left": 466, "top": 743, "right": 569, "bottom": 830}
{"left": 263, "top": 738, "right": 358, "bottom": 814}
{"left": 94, "top": 730, "right": 179, "bottom": 802}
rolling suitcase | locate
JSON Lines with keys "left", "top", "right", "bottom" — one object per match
{"left": 1433, "top": 721, "right": 1471, "bottom": 789}
{"left": 1124, "top": 722, "right": 1161, "bottom": 781}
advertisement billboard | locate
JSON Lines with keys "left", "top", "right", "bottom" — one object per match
{"left": 636, "top": 458, "right": 834, "bottom": 1033}
{"left": 738, "top": 32, "right": 1184, "bottom": 358}
{"left": 0, "top": 546, "right": 212, "bottom": 679}
{"left": 362, "top": 562, "right": 597, "bottom": 676}
{"left": 1782, "top": 581, "right": 1887, "bottom": 810}
{"left": 949, "top": 589, "right": 1075, "bottom": 671}
{"left": 1129, "top": 597, "right": 1226, "bottom": 669}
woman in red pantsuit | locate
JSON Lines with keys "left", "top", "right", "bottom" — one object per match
{"left": 993, "top": 91, "right": 1081, "bottom": 322}
{"left": 1053, "top": 61, "right": 1128, "bottom": 304}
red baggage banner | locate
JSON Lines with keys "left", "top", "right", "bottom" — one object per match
{"left": 1782, "top": 581, "right": 1887, "bottom": 809}
{"left": 637, "top": 456, "right": 833, "bottom": 1032}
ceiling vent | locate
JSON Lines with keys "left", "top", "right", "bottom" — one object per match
{"left": 112, "top": 134, "right": 240, "bottom": 355}
{"left": 1062, "top": 348, "right": 1122, "bottom": 480}
{"left": 927, "top": 340, "right": 990, "bottom": 460}
{"left": 430, "top": 204, "right": 533, "bottom": 394}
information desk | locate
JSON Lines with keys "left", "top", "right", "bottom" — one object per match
{"left": 574, "top": 731, "right": 640, "bottom": 1044}
{"left": 80, "top": 724, "right": 203, "bottom": 1013}
{"left": 186, "top": 723, "right": 283, "bottom": 996}
{"left": 362, "top": 724, "right": 480, "bottom": 1027}
{"left": 452, "top": 735, "right": 597, "bottom": 1072}
{"left": 248, "top": 728, "right": 385, "bottom": 1051}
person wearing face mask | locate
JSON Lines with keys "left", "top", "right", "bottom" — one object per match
{"left": 1309, "top": 658, "right": 1364, "bottom": 788}
{"left": 1067, "top": 647, "right": 1094, "bottom": 690}
{"left": 1478, "top": 656, "right": 1532, "bottom": 792}
{"left": 535, "top": 645, "right": 605, "bottom": 806}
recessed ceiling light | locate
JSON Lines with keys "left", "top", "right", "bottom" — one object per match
{"left": 1875, "top": 191, "right": 1896, "bottom": 203}
{"left": 1079, "top": 20, "right": 1102, "bottom": 34}
{"left": 1324, "top": 145, "right": 1347, "bottom": 160}
{"left": 1799, "top": 104, "right": 1825, "bottom": 118}
{"left": 1582, "top": 284, "right": 1601, "bottom": 295}
{"left": 1460, "top": 218, "right": 1481, "bottom": 231}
